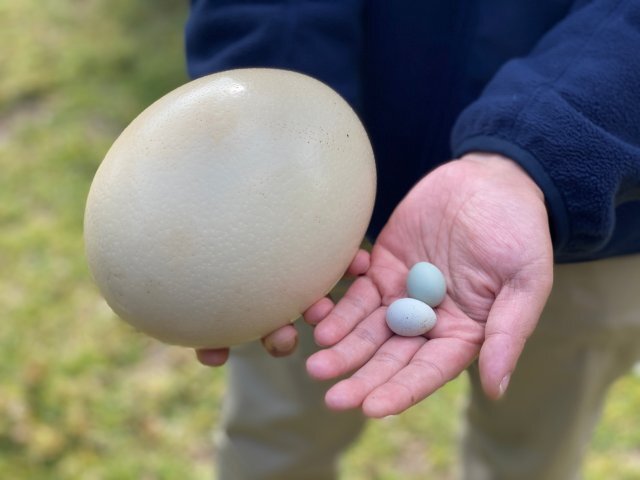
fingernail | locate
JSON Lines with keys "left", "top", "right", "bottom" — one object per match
{"left": 499, "top": 373, "right": 511, "bottom": 398}
{"left": 273, "top": 335, "right": 299, "bottom": 357}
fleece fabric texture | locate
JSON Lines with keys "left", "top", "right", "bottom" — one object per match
{"left": 185, "top": 0, "right": 640, "bottom": 263}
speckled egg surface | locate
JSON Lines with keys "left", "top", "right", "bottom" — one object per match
{"left": 84, "top": 68, "right": 377, "bottom": 348}
{"left": 385, "top": 298, "right": 437, "bottom": 336}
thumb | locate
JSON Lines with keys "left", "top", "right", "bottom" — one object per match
{"left": 478, "top": 272, "right": 553, "bottom": 399}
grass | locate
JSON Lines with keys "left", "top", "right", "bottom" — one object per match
{"left": 2, "top": 1, "right": 640, "bottom": 478}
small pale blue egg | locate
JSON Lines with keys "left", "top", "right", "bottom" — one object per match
{"left": 385, "top": 298, "right": 436, "bottom": 337}
{"left": 407, "top": 262, "right": 446, "bottom": 307}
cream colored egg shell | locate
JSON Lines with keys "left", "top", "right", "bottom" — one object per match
{"left": 84, "top": 68, "right": 376, "bottom": 348}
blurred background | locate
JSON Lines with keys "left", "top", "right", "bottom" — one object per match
{"left": 2, "top": 1, "right": 640, "bottom": 479}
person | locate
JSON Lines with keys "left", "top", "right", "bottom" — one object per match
{"left": 185, "top": 1, "right": 640, "bottom": 479}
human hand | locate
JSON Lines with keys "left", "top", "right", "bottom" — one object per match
{"left": 305, "top": 153, "right": 554, "bottom": 417}
{"left": 195, "top": 325, "right": 298, "bottom": 366}
{"left": 195, "top": 249, "right": 371, "bottom": 366}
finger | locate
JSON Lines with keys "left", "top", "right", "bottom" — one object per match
{"left": 303, "top": 296, "right": 335, "bottom": 326}
{"left": 479, "top": 272, "right": 553, "bottom": 400}
{"left": 313, "top": 275, "right": 381, "bottom": 347}
{"left": 307, "top": 308, "right": 390, "bottom": 380}
{"left": 362, "top": 337, "right": 480, "bottom": 418}
{"left": 345, "top": 248, "right": 371, "bottom": 277}
{"left": 261, "top": 324, "right": 299, "bottom": 357}
{"left": 195, "top": 348, "right": 230, "bottom": 367}
{"left": 323, "top": 335, "right": 427, "bottom": 411}
{"left": 303, "top": 249, "right": 371, "bottom": 327}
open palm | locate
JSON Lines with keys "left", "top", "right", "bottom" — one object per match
{"left": 305, "top": 153, "right": 553, "bottom": 417}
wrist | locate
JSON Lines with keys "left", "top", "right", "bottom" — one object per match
{"left": 456, "top": 152, "right": 546, "bottom": 204}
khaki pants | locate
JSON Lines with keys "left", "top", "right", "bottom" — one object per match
{"left": 215, "top": 255, "right": 640, "bottom": 480}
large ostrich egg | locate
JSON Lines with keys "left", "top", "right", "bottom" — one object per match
{"left": 84, "top": 68, "right": 376, "bottom": 348}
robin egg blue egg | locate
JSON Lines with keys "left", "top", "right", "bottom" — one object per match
{"left": 406, "top": 262, "right": 446, "bottom": 307}
{"left": 385, "top": 298, "right": 437, "bottom": 336}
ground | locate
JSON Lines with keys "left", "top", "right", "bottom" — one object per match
{"left": 2, "top": 1, "right": 640, "bottom": 478}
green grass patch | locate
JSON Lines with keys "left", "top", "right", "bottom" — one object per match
{"left": 3, "top": 1, "right": 640, "bottom": 478}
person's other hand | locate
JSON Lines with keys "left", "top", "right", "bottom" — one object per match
{"left": 195, "top": 249, "right": 371, "bottom": 367}
{"left": 305, "top": 153, "right": 554, "bottom": 417}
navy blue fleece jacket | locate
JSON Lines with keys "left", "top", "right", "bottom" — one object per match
{"left": 185, "top": 0, "right": 640, "bottom": 263}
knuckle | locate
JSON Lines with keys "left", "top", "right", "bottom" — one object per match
{"left": 343, "top": 294, "right": 367, "bottom": 319}
{"left": 372, "top": 350, "right": 404, "bottom": 368}
{"left": 351, "top": 325, "right": 379, "bottom": 348}
{"left": 412, "top": 357, "right": 446, "bottom": 385}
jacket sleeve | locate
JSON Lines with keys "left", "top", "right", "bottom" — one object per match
{"left": 451, "top": 0, "right": 640, "bottom": 260}
{"left": 185, "top": 0, "right": 365, "bottom": 108}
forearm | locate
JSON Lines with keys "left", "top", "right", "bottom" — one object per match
{"left": 451, "top": 0, "right": 640, "bottom": 260}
